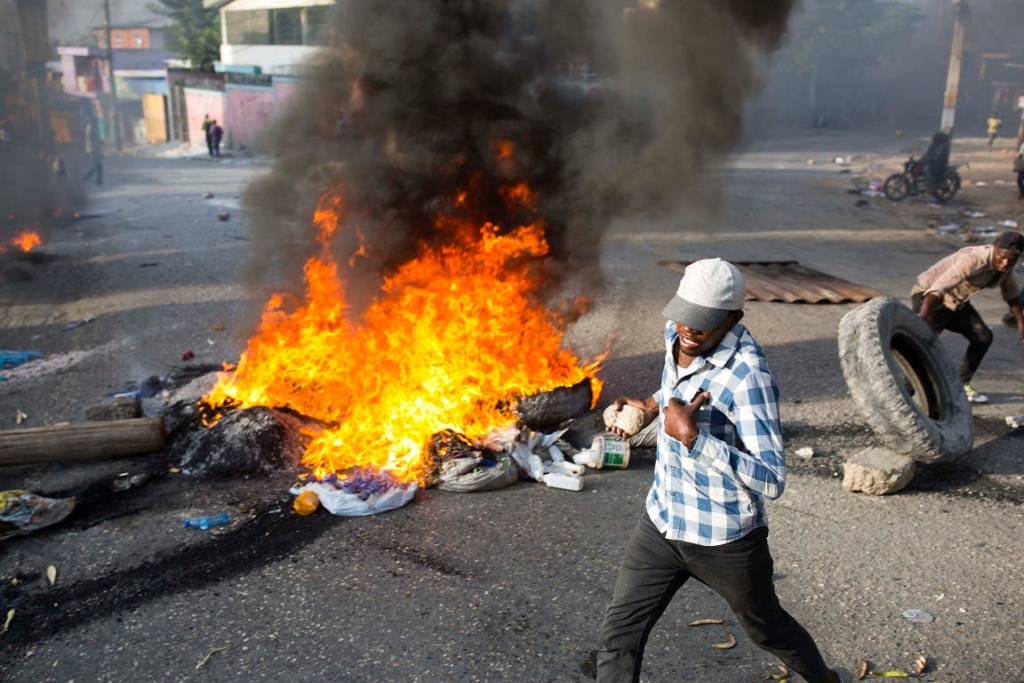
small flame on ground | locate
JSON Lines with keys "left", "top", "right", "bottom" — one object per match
{"left": 0, "top": 231, "right": 42, "bottom": 254}
{"left": 205, "top": 177, "right": 602, "bottom": 484}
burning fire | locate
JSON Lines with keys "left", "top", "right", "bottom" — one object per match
{"left": 205, "top": 175, "right": 602, "bottom": 483}
{"left": 0, "top": 231, "right": 42, "bottom": 254}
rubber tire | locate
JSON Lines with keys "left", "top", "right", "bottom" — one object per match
{"left": 838, "top": 297, "right": 973, "bottom": 463}
{"left": 932, "top": 170, "right": 960, "bottom": 203}
{"left": 883, "top": 173, "right": 909, "bottom": 201}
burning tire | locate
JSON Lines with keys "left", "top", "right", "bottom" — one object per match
{"left": 838, "top": 297, "right": 973, "bottom": 463}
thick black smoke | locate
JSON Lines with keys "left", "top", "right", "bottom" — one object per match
{"left": 242, "top": 0, "right": 795, "bottom": 312}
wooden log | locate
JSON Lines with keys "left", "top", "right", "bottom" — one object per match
{"left": 0, "top": 418, "right": 165, "bottom": 467}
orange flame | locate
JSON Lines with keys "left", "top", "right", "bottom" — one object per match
{"left": 206, "top": 184, "right": 601, "bottom": 483}
{"left": 12, "top": 231, "right": 42, "bottom": 252}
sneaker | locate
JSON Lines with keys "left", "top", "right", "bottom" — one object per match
{"left": 1004, "top": 312, "right": 1018, "bottom": 327}
{"left": 964, "top": 384, "right": 989, "bottom": 404}
{"left": 828, "top": 668, "right": 854, "bottom": 683}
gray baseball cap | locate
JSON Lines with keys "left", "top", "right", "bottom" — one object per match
{"left": 662, "top": 258, "right": 746, "bottom": 331}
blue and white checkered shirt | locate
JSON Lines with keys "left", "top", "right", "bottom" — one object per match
{"left": 645, "top": 321, "right": 786, "bottom": 546}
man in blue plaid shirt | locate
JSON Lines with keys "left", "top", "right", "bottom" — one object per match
{"left": 596, "top": 259, "right": 849, "bottom": 683}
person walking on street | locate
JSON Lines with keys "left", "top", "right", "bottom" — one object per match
{"left": 82, "top": 118, "right": 103, "bottom": 186}
{"left": 987, "top": 112, "right": 1002, "bottom": 152}
{"left": 596, "top": 258, "right": 851, "bottom": 683}
{"left": 912, "top": 230, "right": 1024, "bottom": 404}
{"left": 201, "top": 114, "right": 214, "bottom": 157}
{"left": 211, "top": 120, "right": 224, "bottom": 158}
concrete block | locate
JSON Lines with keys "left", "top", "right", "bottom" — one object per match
{"left": 842, "top": 447, "right": 916, "bottom": 495}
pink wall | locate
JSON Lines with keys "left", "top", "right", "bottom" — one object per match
{"left": 273, "top": 80, "right": 301, "bottom": 113}
{"left": 184, "top": 88, "right": 226, "bottom": 147}
{"left": 226, "top": 86, "right": 275, "bottom": 151}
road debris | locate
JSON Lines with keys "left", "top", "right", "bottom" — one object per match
{"left": 765, "top": 665, "right": 789, "bottom": 681}
{"left": 183, "top": 512, "right": 231, "bottom": 530}
{"left": 15, "top": 410, "right": 27, "bottom": 425}
{"left": 195, "top": 645, "right": 228, "bottom": 669}
{"left": 794, "top": 446, "right": 815, "bottom": 460}
{"left": 687, "top": 618, "right": 725, "bottom": 626}
{"left": 914, "top": 653, "right": 928, "bottom": 674}
{"left": 293, "top": 490, "right": 321, "bottom": 515}
{"left": 1005, "top": 415, "right": 1023, "bottom": 429}
{"left": 0, "top": 351, "right": 42, "bottom": 368}
{"left": 46, "top": 565, "right": 57, "bottom": 585}
{"left": 0, "top": 490, "right": 76, "bottom": 540}
{"left": 2, "top": 608, "right": 13, "bottom": 634}
{"left": 181, "top": 349, "right": 195, "bottom": 361}
{"left": 713, "top": 631, "right": 737, "bottom": 649}
{"left": 62, "top": 317, "right": 94, "bottom": 331}
{"left": 901, "top": 608, "right": 934, "bottom": 623}
{"left": 856, "top": 659, "right": 869, "bottom": 679}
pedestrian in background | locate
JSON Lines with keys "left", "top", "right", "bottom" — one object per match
{"left": 201, "top": 114, "right": 214, "bottom": 157}
{"left": 82, "top": 118, "right": 103, "bottom": 186}
{"left": 211, "top": 120, "right": 224, "bottom": 158}
{"left": 987, "top": 112, "right": 1002, "bottom": 152}
{"left": 596, "top": 258, "right": 851, "bottom": 683}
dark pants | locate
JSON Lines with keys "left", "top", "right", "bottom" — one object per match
{"left": 206, "top": 133, "right": 215, "bottom": 157}
{"left": 213, "top": 137, "right": 222, "bottom": 157}
{"left": 82, "top": 158, "right": 103, "bottom": 186}
{"left": 597, "top": 512, "right": 833, "bottom": 683}
{"left": 912, "top": 292, "right": 992, "bottom": 383}
{"left": 1017, "top": 170, "right": 1024, "bottom": 199}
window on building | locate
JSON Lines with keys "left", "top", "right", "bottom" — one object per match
{"left": 304, "top": 6, "right": 332, "bottom": 46}
{"left": 272, "top": 8, "right": 302, "bottom": 45}
{"left": 112, "top": 31, "right": 123, "bottom": 47}
{"left": 225, "top": 10, "right": 271, "bottom": 45}
{"left": 133, "top": 32, "right": 145, "bottom": 47}
{"left": 225, "top": 6, "right": 333, "bottom": 46}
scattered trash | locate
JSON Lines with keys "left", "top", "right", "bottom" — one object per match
{"left": 914, "top": 653, "right": 928, "bottom": 674}
{"left": 999, "top": 219, "right": 1018, "bottom": 228}
{"left": 0, "top": 351, "right": 42, "bottom": 368}
{"left": 46, "top": 565, "right": 57, "bottom": 585}
{"left": 542, "top": 472, "right": 584, "bottom": 491}
{"left": 995, "top": 179, "right": 1006, "bottom": 185}
{"left": 765, "top": 665, "right": 789, "bottom": 681}
{"left": 2, "top": 608, "right": 13, "bottom": 634}
{"left": 575, "top": 435, "right": 631, "bottom": 469}
{"left": 854, "top": 199, "right": 870, "bottom": 208}
{"left": 1005, "top": 415, "right": 1023, "bottom": 429}
{"left": 139, "top": 262, "right": 159, "bottom": 268}
{"left": 15, "top": 410, "right": 27, "bottom": 425}
{"left": 713, "top": 632, "right": 737, "bottom": 650}
{"left": 183, "top": 512, "right": 231, "bottom": 530}
{"left": 293, "top": 490, "right": 321, "bottom": 516}
{"left": 964, "top": 210, "right": 986, "bottom": 218}
{"left": 936, "top": 223, "right": 959, "bottom": 234}
{"left": 291, "top": 470, "right": 417, "bottom": 516}
{"left": 974, "top": 226, "right": 996, "bottom": 236}
{"left": 110, "top": 473, "right": 151, "bottom": 492}
{"left": 202, "top": 192, "right": 214, "bottom": 199}
{"left": 181, "top": 349, "right": 195, "bottom": 361}
{"left": 901, "top": 608, "right": 934, "bottom": 623}
{"left": 0, "top": 490, "right": 76, "bottom": 540}
{"left": 927, "top": 203, "right": 942, "bottom": 209}
{"left": 833, "top": 156, "right": 846, "bottom": 164}
{"left": 208, "top": 324, "right": 225, "bottom": 332}
{"left": 687, "top": 618, "right": 725, "bottom": 626}
{"left": 794, "top": 447, "right": 815, "bottom": 460}
{"left": 196, "top": 646, "right": 228, "bottom": 670}
{"left": 975, "top": 181, "right": 988, "bottom": 186}
{"left": 62, "top": 317, "right": 94, "bottom": 331}
{"left": 866, "top": 669, "right": 909, "bottom": 677}
{"left": 217, "top": 211, "right": 231, "bottom": 221}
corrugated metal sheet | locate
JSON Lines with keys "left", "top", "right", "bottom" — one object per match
{"left": 661, "top": 261, "right": 884, "bottom": 304}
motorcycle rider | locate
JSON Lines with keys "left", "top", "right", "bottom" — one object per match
{"left": 921, "top": 131, "right": 951, "bottom": 192}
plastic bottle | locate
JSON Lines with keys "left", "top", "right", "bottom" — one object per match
{"left": 183, "top": 512, "right": 230, "bottom": 530}
{"left": 293, "top": 490, "right": 321, "bottom": 516}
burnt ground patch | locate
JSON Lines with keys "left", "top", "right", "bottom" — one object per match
{"left": 0, "top": 493, "right": 341, "bottom": 663}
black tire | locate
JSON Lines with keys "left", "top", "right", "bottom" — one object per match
{"left": 883, "top": 173, "right": 910, "bottom": 201}
{"left": 932, "top": 170, "right": 960, "bottom": 203}
{"left": 838, "top": 297, "right": 973, "bottom": 463}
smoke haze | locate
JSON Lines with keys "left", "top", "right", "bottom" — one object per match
{"left": 242, "top": 0, "right": 796, "bottom": 311}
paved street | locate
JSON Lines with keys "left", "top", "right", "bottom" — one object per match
{"left": 1, "top": 132, "right": 1023, "bottom": 682}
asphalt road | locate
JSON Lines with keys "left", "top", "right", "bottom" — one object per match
{"left": 1, "top": 131, "right": 1023, "bottom": 683}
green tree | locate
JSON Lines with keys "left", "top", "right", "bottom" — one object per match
{"left": 151, "top": 0, "right": 221, "bottom": 72}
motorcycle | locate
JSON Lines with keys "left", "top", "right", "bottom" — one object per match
{"left": 883, "top": 157, "right": 961, "bottom": 203}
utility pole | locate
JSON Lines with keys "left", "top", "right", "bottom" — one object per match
{"left": 940, "top": 0, "right": 968, "bottom": 134}
{"left": 102, "top": 0, "right": 123, "bottom": 152}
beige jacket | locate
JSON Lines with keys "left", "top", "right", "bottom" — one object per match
{"left": 913, "top": 245, "right": 1020, "bottom": 311}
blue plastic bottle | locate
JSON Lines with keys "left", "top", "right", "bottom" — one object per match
{"left": 183, "top": 512, "right": 230, "bottom": 530}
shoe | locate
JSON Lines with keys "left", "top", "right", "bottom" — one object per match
{"left": 1005, "top": 312, "right": 1019, "bottom": 327}
{"left": 828, "top": 668, "right": 854, "bottom": 683}
{"left": 964, "top": 384, "right": 989, "bottom": 404}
